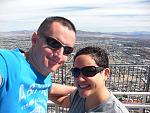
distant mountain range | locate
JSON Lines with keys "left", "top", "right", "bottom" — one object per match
{"left": 0, "top": 30, "right": 150, "bottom": 39}
{"left": 77, "top": 30, "right": 150, "bottom": 39}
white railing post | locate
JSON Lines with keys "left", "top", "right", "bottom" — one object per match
{"left": 55, "top": 104, "right": 59, "bottom": 113}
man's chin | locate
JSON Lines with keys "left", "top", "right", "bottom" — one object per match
{"left": 49, "top": 65, "right": 61, "bottom": 73}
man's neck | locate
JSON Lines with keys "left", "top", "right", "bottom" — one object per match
{"left": 24, "top": 49, "right": 49, "bottom": 76}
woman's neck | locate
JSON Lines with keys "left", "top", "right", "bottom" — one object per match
{"left": 85, "top": 88, "right": 110, "bottom": 111}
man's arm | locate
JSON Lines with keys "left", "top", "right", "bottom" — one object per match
{"left": 49, "top": 83, "right": 76, "bottom": 108}
{"left": 0, "top": 55, "right": 5, "bottom": 87}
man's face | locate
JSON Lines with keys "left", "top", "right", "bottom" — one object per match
{"left": 32, "top": 22, "right": 76, "bottom": 75}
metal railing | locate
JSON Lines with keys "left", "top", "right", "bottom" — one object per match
{"left": 48, "top": 91, "right": 150, "bottom": 113}
{"left": 48, "top": 64, "right": 150, "bottom": 113}
{"left": 51, "top": 63, "right": 150, "bottom": 92}
{"left": 113, "top": 92, "right": 150, "bottom": 113}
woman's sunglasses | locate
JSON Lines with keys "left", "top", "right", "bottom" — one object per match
{"left": 43, "top": 35, "right": 74, "bottom": 55}
{"left": 71, "top": 66, "right": 104, "bottom": 78}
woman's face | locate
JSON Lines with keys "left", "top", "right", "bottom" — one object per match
{"left": 74, "top": 55, "right": 106, "bottom": 98}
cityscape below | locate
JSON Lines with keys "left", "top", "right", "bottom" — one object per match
{"left": 0, "top": 30, "right": 150, "bottom": 113}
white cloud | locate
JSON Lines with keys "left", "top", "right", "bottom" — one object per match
{"left": 0, "top": 0, "right": 150, "bottom": 32}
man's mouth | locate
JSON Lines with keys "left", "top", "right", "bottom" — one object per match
{"left": 47, "top": 57, "right": 62, "bottom": 64}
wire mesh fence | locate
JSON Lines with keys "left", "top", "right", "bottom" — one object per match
{"left": 48, "top": 64, "right": 150, "bottom": 113}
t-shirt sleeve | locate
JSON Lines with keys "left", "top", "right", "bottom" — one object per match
{"left": 46, "top": 74, "right": 52, "bottom": 91}
{"left": 0, "top": 54, "right": 7, "bottom": 88}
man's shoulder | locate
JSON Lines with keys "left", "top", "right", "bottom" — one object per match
{"left": 0, "top": 49, "right": 14, "bottom": 56}
{"left": 0, "top": 48, "right": 21, "bottom": 59}
{"left": 0, "top": 49, "right": 11, "bottom": 54}
{"left": 0, "top": 48, "right": 23, "bottom": 70}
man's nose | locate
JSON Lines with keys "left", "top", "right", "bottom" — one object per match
{"left": 54, "top": 47, "right": 64, "bottom": 57}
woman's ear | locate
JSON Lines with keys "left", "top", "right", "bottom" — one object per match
{"left": 104, "top": 68, "right": 110, "bottom": 80}
{"left": 32, "top": 32, "right": 38, "bottom": 45}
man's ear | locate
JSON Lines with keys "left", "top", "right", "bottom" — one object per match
{"left": 32, "top": 32, "right": 38, "bottom": 45}
{"left": 104, "top": 68, "right": 110, "bottom": 80}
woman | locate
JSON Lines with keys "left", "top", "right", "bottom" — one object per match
{"left": 49, "top": 46, "right": 129, "bottom": 113}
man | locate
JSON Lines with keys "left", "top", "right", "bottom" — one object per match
{"left": 0, "top": 16, "right": 76, "bottom": 113}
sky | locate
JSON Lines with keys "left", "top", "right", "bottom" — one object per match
{"left": 0, "top": 0, "right": 150, "bottom": 32}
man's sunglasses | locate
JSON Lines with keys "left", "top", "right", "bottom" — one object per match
{"left": 43, "top": 36, "right": 74, "bottom": 55}
{"left": 71, "top": 66, "right": 104, "bottom": 78}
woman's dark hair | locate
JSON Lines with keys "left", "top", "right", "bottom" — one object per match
{"left": 74, "top": 46, "right": 109, "bottom": 68}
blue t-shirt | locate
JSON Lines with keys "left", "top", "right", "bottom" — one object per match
{"left": 0, "top": 48, "right": 52, "bottom": 113}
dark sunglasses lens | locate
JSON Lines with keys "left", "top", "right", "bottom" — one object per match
{"left": 46, "top": 37, "right": 73, "bottom": 55}
{"left": 64, "top": 47, "right": 73, "bottom": 55}
{"left": 82, "top": 66, "right": 96, "bottom": 77}
{"left": 71, "top": 68, "right": 80, "bottom": 77}
{"left": 47, "top": 38, "right": 62, "bottom": 49}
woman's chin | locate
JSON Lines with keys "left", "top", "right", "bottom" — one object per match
{"left": 78, "top": 89, "right": 90, "bottom": 98}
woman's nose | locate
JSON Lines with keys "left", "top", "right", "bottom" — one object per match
{"left": 75, "top": 74, "right": 86, "bottom": 81}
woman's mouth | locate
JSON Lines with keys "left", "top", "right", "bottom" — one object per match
{"left": 78, "top": 84, "right": 90, "bottom": 89}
